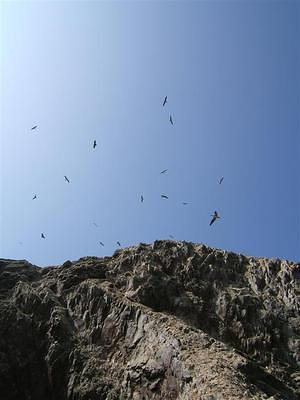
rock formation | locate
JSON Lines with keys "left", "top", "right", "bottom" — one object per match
{"left": 0, "top": 240, "right": 299, "bottom": 399}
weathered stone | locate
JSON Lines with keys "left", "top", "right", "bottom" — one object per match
{"left": 0, "top": 241, "right": 299, "bottom": 399}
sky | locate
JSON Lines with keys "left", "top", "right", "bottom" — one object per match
{"left": 1, "top": 1, "right": 299, "bottom": 266}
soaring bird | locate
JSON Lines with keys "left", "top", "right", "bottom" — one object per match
{"left": 169, "top": 115, "right": 174, "bottom": 125}
{"left": 163, "top": 96, "right": 167, "bottom": 107}
{"left": 141, "top": 195, "right": 144, "bottom": 203}
{"left": 64, "top": 175, "right": 70, "bottom": 183}
{"left": 161, "top": 194, "right": 168, "bottom": 199}
{"left": 160, "top": 169, "right": 168, "bottom": 174}
{"left": 93, "top": 140, "right": 97, "bottom": 149}
{"left": 210, "top": 211, "right": 220, "bottom": 226}
{"left": 92, "top": 222, "right": 98, "bottom": 227}
{"left": 32, "top": 194, "right": 37, "bottom": 200}
{"left": 117, "top": 241, "right": 121, "bottom": 247}
{"left": 41, "top": 233, "right": 46, "bottom": 239}
{"left": 219, "top": 177, "right": 224, "bottom": 184}
{"left": 99, "top": 241, "right": 104, "bottom": 247}
{"left": 169, "top": 235, "right": 175, "bottom": 239}
{"left": 182, "top": 202, "right": 188, "bottom": 205}
{"left": 31, "top": 125, "right": 37, "bottom": 130}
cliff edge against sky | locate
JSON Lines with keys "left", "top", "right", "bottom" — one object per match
{"left": 0, "top": 241, "right": 299, "bottom": 399}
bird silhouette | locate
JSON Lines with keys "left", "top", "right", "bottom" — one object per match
{"left": 141, "top": 195, "right": 144, "bottom": 203}
{"left": 117, "top": 241, "right": 121, "bottom": 247}
{"left": 169, "top": 235, "right": 175, "bottom": 239}
{"left": 92, "top": 222, "right": 98, "bottom": 227}
{"left": 31, "top": 125, "right": 37, "bottom": 130}
{"left": 182, "top": 202, "right": 188, "bottom": 205}
{"left": 41, "top": 233, "right": 46, "bottom": 239}
{"left": 219, "top": 177, "right": 224, "bottom": 184}
{"left": 93, "top": 140, "right": 97, "bottom": 149}
{"left": 161, "top": 194, "right": 169, "bottom": 199}
{"left": 32, "top": 195, "right": 37, "bottom": 200}
{"left": 169, "top": 115, "right": 174, "bottom": 125}
{"left": 64, "top": 176, "right": 70, "bottom": 183}
{"left": 163, "top": 96, "right": 167, "bottom": 107}
{"left": 99, "top": 241, "right": 104, "bottom": 246}
{"left": 160, "top": 169, "right": 168, "bottom": 174}
{"left": 210, "top": 211, "right": 220, "bottom": 226}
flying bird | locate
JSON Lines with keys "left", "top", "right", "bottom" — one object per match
{"left": 31, "top": 125, "right": 37, "bottom": 130}
{"left": 32, "top": 194, "right": 37, "bottom": 200}
{"left": 92, "top": 222, "right": 99, "bottom": 227}
{"left": 41, "top": 233, "right": 46, "bottom": 239}
{"left": 210, "top": 211, "right": 220, "bottom": 226}
{"left": 163, "top": 96, "right": 167, "bottom": 107}
{"left": 169, "top": 115, "right": 174, "bottom": 125}
{"left": 169, "top": 235, "right": 175, "bottom": 239}
{"left": 160, "top": 169, "right": 168, "bottom": 174}
{"left": 64, "top": 176, "right": 70, "bottom": 183}
{"left": 99, "top": 241, "right": 104, "bottom": 247}
{"left": 141, "top": 195, "right": 144, "bottom": 203}
{"left": 182, "top": 202, "right": 188, "bottom": 205}
{"left": 219, "top": 177, "right": 224, "bottom": 184}
{"left": 161, "top": 194, "right": 168, "bottom": 199}
{"left": 93, "top": 140, "right": 97, "bottom": 149}
{"left": 117, "top": 241, "right": 121, "bottom": 247}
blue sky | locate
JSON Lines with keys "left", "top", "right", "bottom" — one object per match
{"left": 1, "top": 1, "right": 299, "bottom": 266}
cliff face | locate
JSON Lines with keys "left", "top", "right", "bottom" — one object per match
{"left": 0, "top": 241, "right": 299, "bottom": 400}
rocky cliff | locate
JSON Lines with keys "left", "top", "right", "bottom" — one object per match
{"left": 0, "top": 241, "right": 299, "bottom": 399}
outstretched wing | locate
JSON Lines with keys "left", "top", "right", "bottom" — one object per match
{"left": 210, "top": 216, "right": 217, "bottom": 226}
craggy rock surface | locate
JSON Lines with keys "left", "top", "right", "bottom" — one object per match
{"left": 0, "top": 240, "right": 299, "bottom": 400}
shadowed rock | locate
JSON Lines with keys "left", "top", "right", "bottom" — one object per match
{"left": 0, "top": 242, "right": 299, "bottom": 399}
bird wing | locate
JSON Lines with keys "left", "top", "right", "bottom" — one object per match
{"left": 160, "top": 169, "right": 167, "bottom": 174}
{"left": 210, "top": 216, "right": 216, "bottom": 226}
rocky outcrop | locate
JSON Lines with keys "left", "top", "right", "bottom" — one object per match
{"left": 0, "top": 241, "right": 299, "bottom": 399}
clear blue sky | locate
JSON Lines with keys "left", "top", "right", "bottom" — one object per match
{"left": 1, "top": 1, "right": 299, "bottom": 266}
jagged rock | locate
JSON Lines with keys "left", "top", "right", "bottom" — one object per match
{"left": 0, "top": 241, "right": 299, "bottom": 399}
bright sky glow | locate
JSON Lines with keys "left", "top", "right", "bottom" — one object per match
{"left": 1, "top": 1, "right": 299, "bottom": 265}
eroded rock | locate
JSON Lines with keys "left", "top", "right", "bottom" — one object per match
{"left": 0, "top": 241, "right": 299, "bottom": 399}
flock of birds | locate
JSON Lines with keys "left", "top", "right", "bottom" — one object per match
{"left": 29, "top": 96, "right": 224, "bottom": 249}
